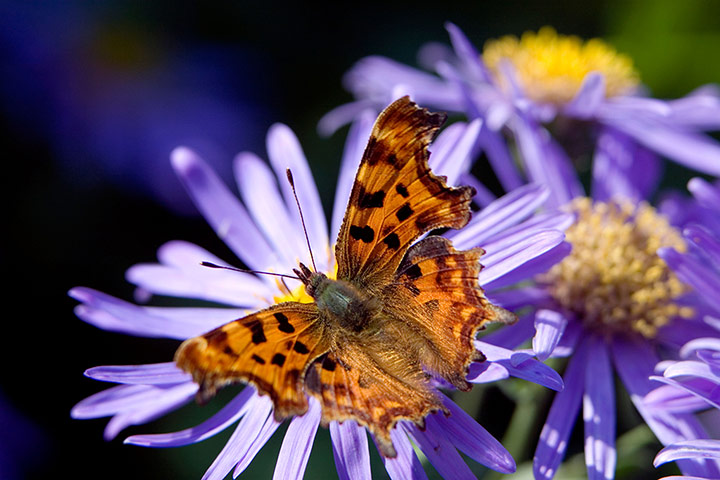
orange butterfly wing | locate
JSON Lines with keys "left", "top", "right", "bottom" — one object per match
{"left": 386, "top": 236, "right": 516, "bottom": 391}
{"left": 335, "top": 96, "right": 475, "bottom": 286}
{"left": 304, "top": 344, "right": 441, "bottom": 457}
{"left": 175, "top": 302, "right": 330, "bottom": 419}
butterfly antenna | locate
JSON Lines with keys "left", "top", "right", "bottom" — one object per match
{"left": 200, "top": 261, "right": 300, "bottom": 281}
{"left": 286, "top": 168, "right": 318, "bottom": 272}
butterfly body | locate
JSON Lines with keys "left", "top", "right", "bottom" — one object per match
{"left": 175, "top": 96, "right": 516, "bottom": 457}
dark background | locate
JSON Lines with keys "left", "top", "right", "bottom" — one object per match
{"left": 2, "top": 1, "right": 719, "bottom": 478}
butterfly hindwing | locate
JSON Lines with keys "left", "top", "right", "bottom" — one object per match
{"left": 385, "top": 236, "right": 516, "bottom": 390}
{"left": 175, "top": 302, "right": 330, "bottom": 419}
{"left": 304, "top": 343, "right": 443, "bottom": 457}
{"left": 335, "top": 96, "right": 476, "bottom": 286}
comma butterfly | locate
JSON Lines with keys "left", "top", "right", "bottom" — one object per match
{"left": 175, "top": 96, "right": 516, "bottom": 457}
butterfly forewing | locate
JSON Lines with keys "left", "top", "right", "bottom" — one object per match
{"left": 335, "top": 96, "right": 476, "bottom": 286}
{"left": 175, "top": 302, "right": 330, "bottom": 419}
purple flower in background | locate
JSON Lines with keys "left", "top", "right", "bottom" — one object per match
{"left": 646, "top": 178, "right": 720, "bottom": 479}
{"left": 321, "top": 23, "right": 720, "bottom": 208}
{"left": 457, "top": 147, "right": 720, "bottom": 479}
{"left": 71, "top": 104, "right": 567, "bottom": 479}
{"left": 0, "top": 1, "right": 274, "bottom": 214}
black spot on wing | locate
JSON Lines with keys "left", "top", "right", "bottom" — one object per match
{"left": 322, "top": 356, "right": 337, "bottom": 372}
{"left": 396, "top": 203, "right": 414, "bottom": 222}
{"left": 274, "top": 312, "right": 295, "bottom": 333}
{"left": 396, "top": 184, "right": 409, "bottom": 198}
{"left": 271, "top": 353, "right": 286, "bottom": 367}
{"left": 383, "top": 233, "right": 400, "bottom": 250}
{"left": 350, "top": 225, "right": 375, "bottom": 243}
{"left": 358, "top": 189, "right": 386, "bottom": 209}
{"left": 251, "top": 354, "right": 266, "bottom": 365}
{"left": 293, "top": 341, "right": 310, "bottom": 355}
{"left": 405, "top": 264, "right": 422, "bottom": 280}
{"left": 246, "top": 319, "right": 267, "bottom": 344}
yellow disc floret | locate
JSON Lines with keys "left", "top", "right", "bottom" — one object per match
{"left": 483, "top": 27, "right": 639, "bottom": 105}
{"left": 538, "top": 198, "right": 693, "bottom": 338}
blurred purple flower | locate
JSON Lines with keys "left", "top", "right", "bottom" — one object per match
{"left": 456, "top": 151, "right": 720, "bottom": 479}
{"left": 70, "top": 106, "right": 568, "bottom": 479}
{"left": 321, "top": 23, "right": 720, "bottom": 208}
{"left": 0, "top": 1, "right": 274, "bottom": 214}
{"left": 647, "top": 178, "right": 720, "bottom": 479}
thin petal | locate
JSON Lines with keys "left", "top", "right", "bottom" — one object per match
{"left": 330, "top": 420, "right": 371, "bottom": 480}
{"left": 200, "top": 394, "right": 274, "bottom": 480}
{"left": 69, "top": 287, "right": 244, "bottom": 339}
{"left": 126, "top": 241, "right": 272, "bottom": 307}
{"left": 439, "top": 394, "right": 515, "bottom": 473}
{"left": 234, "top": 152, "right": 306, "bottom": 267}
{"left": 125, "top": 387, "right": 256, "bottom": 447}
{"left": 534, "top": 339, "right": 588, "bottom": 480}
{"left": 318, "top": 99, "right": 376, "bottom": 137}
{"left": 583, "top": 337, "right": 616, "bottom": 480}
{"left": 381, "top": 428, "right": 428, "bottom": 480}
{"left": 429, "top": 119, "right": 482, "bottom": 187}
{"left": 405, "top": 421, "right": 477, "bottom": 480}
{"left": 273, "top": 397, "right": 322, "bottom": 480}
{"left": 85, "top": 362, "right": 191, "bottom": 385}
{"left": 171, "top": 147, "right": 279, "bottom": 271}
{"left": 564, "top": 72, "right": 606, "bottom": 119}
{"left": 475, "top": 340, "right": 564, "bottom": 391}
{"left": 533, "top": 309, "right": 569, "bottom": 361}
{"left": 266, "top": 124, "right": 330, "bottom": 272}
{"left": 655, "top": 439, "right": 720, "bottom": 466}
{"left": 445, "top": 22, "right": 491, "bottom": 83}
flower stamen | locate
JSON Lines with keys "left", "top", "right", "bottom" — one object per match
{"left": 483, "top": 26, "right": 639, "bottom": 105}
{"left": 539, "top": 198, "right": 692, "bottom": 338}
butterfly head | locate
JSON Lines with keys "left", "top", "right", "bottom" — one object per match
{"left": 293, "top": 262, "right": 327, "bottom": 299}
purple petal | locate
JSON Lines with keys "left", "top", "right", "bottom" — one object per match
{"left": 583, "top": 337, "right": 616, "bottom": 480}
{"left": 438, "top": 394, "right": 515, "bottom": 473}
{"left": 511, "top": 113, "right": 583, "bottom": 207}
{"left": 655, "top": 439, "right": 720, "bottom": 466}
{"left": 104, "top": 384, "right": 196, "bottom": 441}
{"left": 533, "top": 309, "right": 569, "bottom": 361}
{"left": 667, "top": 87, "right": 720, "bottom": 129}
{"left": 273, "top": 398, "right": 321, "bottom": 480}
{"left": 234, "top": 152, "right": 306, "bottom": 267}
{"left": 479, "top": 125, "right": 526, "bottom": 191}
{"left": 534, "top": 339, "right": 588, "bottom": 479}
{"left": 479, "top": 312, "right": 536, "bottom": 349}
{"left": 478, "top": 230, "right": 567, "bottom": 287}
{"left": 429, "top": 119, "right": 482, "bottom": 187}
{"left": 644, "top": 384, "right": 711, "bottom": 413}
{"left": 564, "top": 72, "right": 606, "bottom": 119}
{"left": 266, "top": 124, "right": 330, "bottom": 273}
{"left": 85, "top": 362, "right": 191, "bottom": 385}
{"left": 487, "top": 286, "right": 553, "bottom": 312}
{"left": 126, "top": 241, "right": 272, "bottom": 307}
{"left": 599, "top": 109, "right": 720, "bottom": 176}
{"left": 650, "top": 375, "right": 720, "bottom": 410}
{"left": 445, "top": 22, "right": 491, "bottom": 83}
{"left": 405, "top": 421, "right": 477, "bottom": 480}
{"left": 330, "top": 420, "right": 371, "bottom": 480}
{"left": 591, "top": 127, "right": 662, "bottom": 203}
{"left": 318, "top": 99, "right": 376, "bottom": 137}
{"left": 126, "top": 387, "right": 256, "bottom": 447}
{"left": 170, "top": 147, "right": 279, "bottom": 271}
{"left": 381, "top": 427, "right": 428, "bottom": 480}
{"left": 467, "top": 361, "right": 510, "bottom": 383}
{"left": 659, "top": 247, "right": 720, "bottom": 313}
{"left": 200, "top": 394, "right": 275, "bottom": 480}
{"left": 331, "top": 109, "right": 375, "bottom": 239}
{"left": 612, "top": 337, "right": 720, "bottom": 478}
{"left": 233, "top": 409, "right": 282, "bottom": 477}
{"left": 449, "top": 183, "right": 549, "bottom": 247}
{"left": 475, "top": 340, "right": 564, "bottom": 391}
{"left": 688, "top": 177, "right": 720, "bottom": 211}
{"left": 483, "top": 241, "right": 572, "bottom": 291}
{"left": 69, "top": 287, "right": 244, "bottom": 339}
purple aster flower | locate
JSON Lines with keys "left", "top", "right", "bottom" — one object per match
{"left": 456, "top": 153, "right": 720, "bottom": 479}
{"left": 321, "top": 23, "right": 720, "bottom": 207}
{"left": 644, "top": 178, "right": 720, "bottom": 479}
{"left": 71, "top": 102, "right": 567, "bottom": 479}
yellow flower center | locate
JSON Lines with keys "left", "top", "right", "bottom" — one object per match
{"left": 482, "top": 26, "right": 639, "bottom": 105}
{"left": 539, "top": 198, "right": 693, "bottom": 338}
{"left": 272, "top": 262, "right": 338, "bottom": 304}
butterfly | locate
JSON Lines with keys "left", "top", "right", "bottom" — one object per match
{"left": 175, "top": 96, "right": 515, "bottom": 457}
